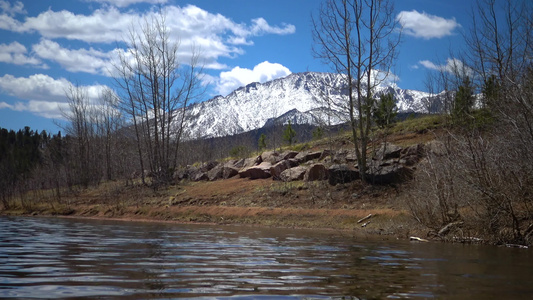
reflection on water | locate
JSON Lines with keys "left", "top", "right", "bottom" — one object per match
{"left": 0, "top": 216, "right": 532, "bottom": 299}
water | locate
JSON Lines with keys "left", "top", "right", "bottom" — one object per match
{"left": 0, "top": 217, "right": 532, "bottom": 299}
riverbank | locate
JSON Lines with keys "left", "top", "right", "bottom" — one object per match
{"left": 0, "top": 175, "right": 425, "bottom": 238}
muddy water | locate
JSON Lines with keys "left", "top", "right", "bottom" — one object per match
{"left": 0, "top": 216, "right": 532, "bottom": 299}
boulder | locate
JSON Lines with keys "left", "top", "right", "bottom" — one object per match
{"left": 280, "top": 166, "right": 307, "bottom": 182}
{"left": 224, "top": 159, "right": 245, "bottom": 169}
{"left": 261, "top": 151, "right": 281, "bottom": 164}
{"left": 280, "top": 150, "right": 299, "bottom": 160}
{"left": 270, "top": 159, "right": 299, "bottom": 180}
{"left": 191, "top": 171, "right": 209, "bottom": 181}
{"left": 222, "top": 166, "right": 239, "bottom": 179}
{"left": 366, "top": 163, "right": 413, "bottom": 184}
{"left": 242, "top": 155, "right": 262, "bottom": 169}
{"left": 374, "top": 143, "right": 402, "bottom": 161}
{"left": 328, "top": 164, "right": 359, "bottom": 185}
{"left": 207, "top": 164, "right": 224, "bottom": 181}
{"left": 319, "top": 149, "right": 334, "bottom": 161}
{"left": 239, "top": 162, "right": 272, "bottom": 179}
{"left": 304, "top": 163, "right": 328, "bottom": 181}
{"left": 295, "top": 151, "right": 322, "bottom": 163}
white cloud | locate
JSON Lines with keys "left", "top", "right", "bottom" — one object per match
{"left": 0, "top": 74, "right": 107, "bottom": 119}
{"left": 419, "top": 58, "right": 473, "bottom": 77}
{"left": 85, "top": 0, "right": 167, "bottom": 8}
{"left": 250, "top": 18, "right": 295, "bottom": 35}
{"left": 397, "top": 10, "right": 460, "bottom": 39}
{"left": 32, "top": 39, "right": 113, "bottom": 75}
{"left": 215, "top": 61, "right": 291, "bottom": 96}
{"left": 2, "top": 4, "right": 294, "bottom": 71}
{"left": 0, "top": 0, "right": 26, "bottom": 16}
{"left": 0, "top": 41, "right": 47, "bottom": 67}
{"left": 0, "top": 100, "right": 70, "bottom": 119}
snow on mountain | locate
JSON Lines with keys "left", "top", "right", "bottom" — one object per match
{"left": 184, "top": 72, "right": 431, "bottom": 139}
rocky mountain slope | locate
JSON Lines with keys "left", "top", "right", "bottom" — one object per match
{"left": 185, "top": 72, "right": 433, "bottom": 138}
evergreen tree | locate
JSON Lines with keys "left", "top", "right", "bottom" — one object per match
{"left": 282, "top": 120, "right": 296, "bottom": 146}
{"left": 453, "top": 77, "right": 475, "bottom": 121}
{"left": 258, "top": 133, "right": 267, "bottom": 151}
{"left": 372, "top": 92, "right": 398, "bottom": 128}
{"left": 312, "top": 127, "right": 324, "bottom": 140}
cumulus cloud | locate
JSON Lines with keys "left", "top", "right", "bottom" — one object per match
{"left": 0, "top": 100, "right": 70, "bottom": 119}
{"left": 214, "top": 61, "right": 291, "bottom": 96}
{"left": 397, "top": 10, "right": 460, "bottom": 39}
{"left": 419, "top": 58, "right": 473, "bottom": 77}
{"left": 0, "top": 41, "right": 47, "bottom": 67}
{"left": 0, "top": 4, "right": 294, "bottom": 72}
{"left": 0, "top": 0, "right": 26, "bottom": 16}
{"left": 0, "top": 74, "right": 106, "bottom": 119}
{"left": 33, "top": 39, "right": 113, "bottom": 75}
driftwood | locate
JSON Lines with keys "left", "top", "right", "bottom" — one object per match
{"left": 438, "top": 221, "right": 464, "bottom": 237}
{"left": 361, "top": 221, "right": 371, "bottom": 228}
{"left": 357, "top": 214, "right": 373, "bottom": 224}
{"left": 505, "top": 244, "right": 529, "bottom": 249}
{"left": 409, "top": 236, "right": 429, "bottom": 242}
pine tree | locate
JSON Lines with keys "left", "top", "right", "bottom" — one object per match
{"left": 372, "top": 92, "right": 398, "bottom": 128}
{"left": 258, "top": 133, "right": 267, "bottom": 151}
{"left": 453, "top": 77, "right": 475, "bottom": 122}
{"left": 282, "top": 120, "right": 296, "bottom": 146}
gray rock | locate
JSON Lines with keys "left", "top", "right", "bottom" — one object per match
{"left": 366, "top": 163, "right": 413, "bottom": 184}
{"left": 239, "top": 162, "right": 272, "bottom": 179}
{"left": 295, "top": 151, "right": 322, "bottom": 163}
{"left": 374, "top": 143, "right": 402, "bottom": 160}
{"left": 280, "top": 166, "right": 307, "bottom": 182}
{"left": 304, "top": 163, "right": 328, "bottom": 181}
{"left": 242, "top": 155, "right": 262, "bottom": 169}
{"left": 280, "top": 150, "right": 299, "bottom": 160}
{"left": 270, "top": 159, "right": 299, "bottom": 180}
{"left": 261, "top": 151, "right": 281, "bottom": 164}
{"left": 328, "top": 164, "right": 359, "bottom": 185}
{"left": 207, "top": 164, "right": 224, "bottom": 181}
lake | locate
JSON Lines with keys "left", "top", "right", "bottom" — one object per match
{"left": 0, "top": 216, "right": 532, "bottom": 299}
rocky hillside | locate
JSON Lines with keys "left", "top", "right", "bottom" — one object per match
{"left": 174, "top": 139, "right": 443, "bottom": 187}
{"left": 184, "top": 72, "right": 435, "bottom": 139}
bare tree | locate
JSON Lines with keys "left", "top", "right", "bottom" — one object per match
{"left": 62, "top": 83, "right": 101, "bottom": 187}
{"left": 114, "top": 10, "right": 204, "bottom": 187}
{"left": 312, "top": 0, "right": 401, "bottom": 180}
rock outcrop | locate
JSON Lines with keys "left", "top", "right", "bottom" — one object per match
{"left": 179, "top": 142, "right": 427, "bottom": 185}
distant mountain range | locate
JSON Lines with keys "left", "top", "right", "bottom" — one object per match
{"left": 184, "top": 72, "right": 434, "bottom": 139}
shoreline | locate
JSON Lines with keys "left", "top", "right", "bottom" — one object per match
{"left": 0, "top": 203, "right": 421, "bottom": 240}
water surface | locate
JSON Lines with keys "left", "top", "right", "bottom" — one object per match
{"left": 0, "top": 216, "right": 532, "bottom": 299}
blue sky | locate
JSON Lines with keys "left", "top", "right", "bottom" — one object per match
{"left": 0, "top": 0, "right": 471, "bottom": 133}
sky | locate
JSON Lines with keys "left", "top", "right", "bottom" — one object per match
{"left": 0, "top": 0, "right": 473, "bottom": 133}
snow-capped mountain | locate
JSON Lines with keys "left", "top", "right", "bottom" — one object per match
{"left": 184, "top": 72, "right": 432, "bottom": 139}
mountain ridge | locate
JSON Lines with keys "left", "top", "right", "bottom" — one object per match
{"left": 184, "top": 72, "right": 433, "bottom": 139}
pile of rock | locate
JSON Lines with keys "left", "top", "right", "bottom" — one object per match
{"left": 176, "top": 142, "right": 427, "bottom": 185}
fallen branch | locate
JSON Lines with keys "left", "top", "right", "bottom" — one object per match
{"left": 438, "top": 221, "right": 464, "bottom": 237}
{"left": 409, "top": 236, "right": 429, "bottom": 242}
{"left": 357, "top": 213, "right": 373, "bottom": 224}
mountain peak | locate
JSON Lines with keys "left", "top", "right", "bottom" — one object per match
{"left": 184, "top": 72, "right": 430, "bottom": 139}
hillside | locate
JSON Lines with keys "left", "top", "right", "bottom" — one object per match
{"left": 1, "top": 116, "right": 444, "bottom": 239}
